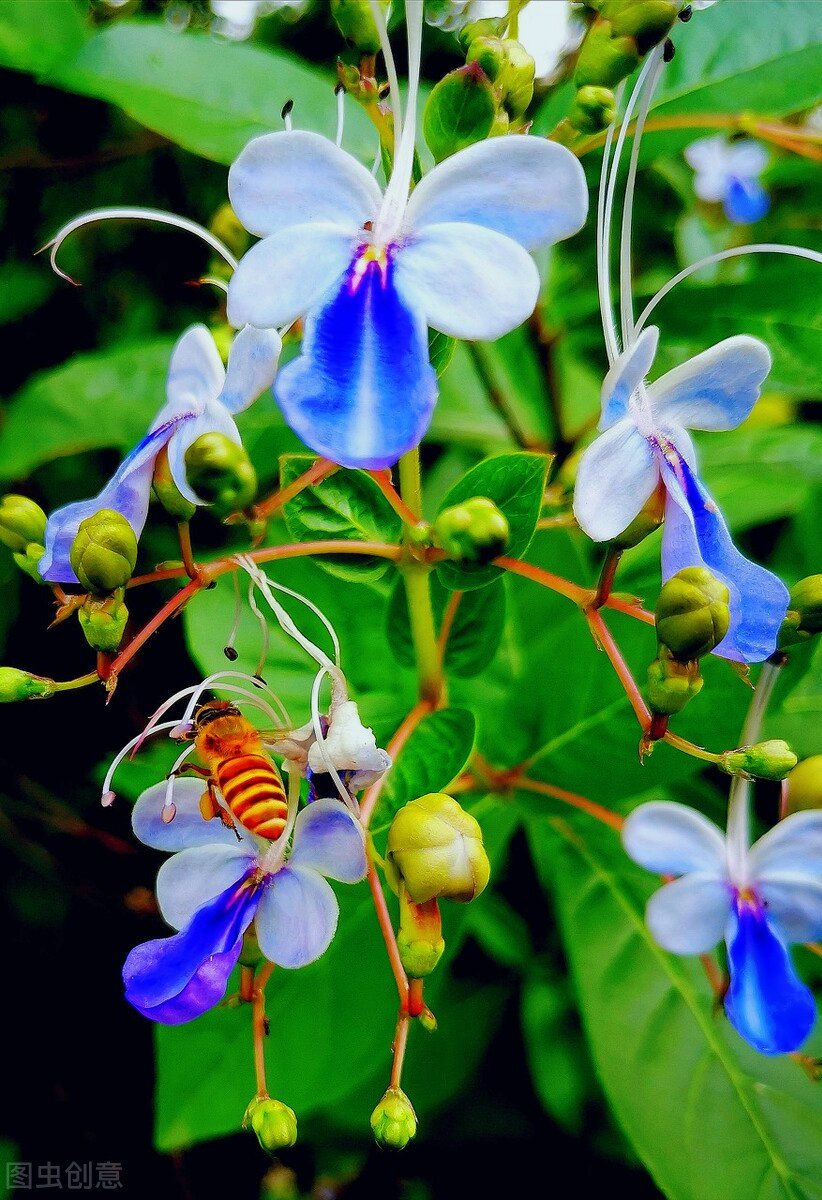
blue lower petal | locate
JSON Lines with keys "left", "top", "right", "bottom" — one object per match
{"left": 123, "top": 870, "right": 262, "bottom": 1022}
{"left": 659, "top": 450, "right": 789, "bottom": 662}
{"left": 724, "top": 899, "right": 816, "bottom": 1055}
{"left": 274, "top": 249, "right": 438, "bottom": 470}
{"left": 724, "top": 178, "right": 770, "bottom": 225}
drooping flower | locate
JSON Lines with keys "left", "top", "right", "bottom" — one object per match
{"left": 622, "top": 784, "right": 822, "bottom": 1055}
{"left": 573, "top": 325, "right": 789, "bottom": 662}
{"left": 685, "top": 135, "right": 769, "bottom": 225}
{"left": 39, "top": 323, "right": 280, "bottom": 585}
{"left": 225, "top": 1, "right": 588, "bottom": 469}
{"left": 124, "top": 780, "right": 366, "bottom": 1023}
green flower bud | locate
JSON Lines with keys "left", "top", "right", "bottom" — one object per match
{"left": 646, "top": 646, "right": 703, "bottom": 715}
{"left": 423, "top": 63, "right": 499, "bottom": 164}
{"left": 780, "top": 575, "right": 822, "bottom": 646}
{"left": 330, "top": 0, "right": 390, "bottom": 53}
{"left": 184, "top": 433, "right": 257, "bottom": 518}
{"left": 386, "top": 793, "right": 491, "bottom": 904}
{"left": 397, "top": 890, "right": 445, "bottom": 978}
{"left": 432, "top": 496, "right": 509, "bottom": 564}
{"left": 566, "top": 85, "right": 617, "bottom": 135}
{"left": 497, "top": 39, "right": 535, "bottom": 119}
{"left": 0, "top": 494, "right": 47, "bottom": 552}
{"left": 78, "top": 589, "right": 129, "bottom": 653}
{"left": 575, "top": 23, "right": 639, "bottom": 90}
{"left": 606, "top": 0, "right": 678, "bottom": 53}
{"left": 721, "top": 739, "right": 798, "bottom": 782}
{"left": 70, "top": 509, "right": 138, "bottom": 594}
{"left": 12, "top": 543, "right": 46, "bottom": 584}
{"left": 370, "top": 1087, "right": 417, "bottom": 1151}
{"left": 458, "top": 17, "right": 507, "bottom": 48}
{"left": 0, "top": 666, "right": 55, "bottom": 702}
{"left": 153, "top": 445, "right": 197, "bottom": 522}
{"left": 655, "top": 567, "right": 730, "bottom": 661}
{"left": 465, "top": 35, "right": 507, "bottom": 82}
{"left": 785, "top": 756, "right": 822, "bottom": 815}
{"left": 243, "top": 1097, "right": 298, "bottom": 1155}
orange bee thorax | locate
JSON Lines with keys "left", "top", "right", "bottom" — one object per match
{"left": 193, "top": 705, "right": 288, "bottom": 841}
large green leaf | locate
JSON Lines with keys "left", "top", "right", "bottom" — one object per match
{"left": 533, "top": 815, "right": 822, "bottom": 1200}
{"left": 373, "top": 707, "right": 477, "bottom": 828}
{"left": 46, "top": 19, "right": 375, "bottom": 166}
{"left": 0, "top": 0, "right": 87, "bottom": 76}
{"left": 386, "top": 572, "right": 507, "bottom": 677}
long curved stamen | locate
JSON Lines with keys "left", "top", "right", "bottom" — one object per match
{"left": 101, "top": 720, "right": 180, "bottom": 802}
{"left": 335, "top": 83, "right": 346, "bottom": 148}
{"left": 41, "top": 207, "right": 238, "bottom": 285}
{"left": 178, "top": 675, "right": 287, "bottom": 728}
{"left": 310, "top": 666, "right": 352, "bottom": 808}
{"left": 726, "top": 658, "right": 782, "bottom": 884}
{"left": 372, "top": 0, "right": 424, "bottom": 245}
{"left": 596, "top": 86, "right": 624, "bottom": 365}
{"left": 635, "top": 243, "right": 822, "bottom": 333}
{"left": 236, "top": 557, "right": 343, "bottom": 678}
{"left": 246, "top": 577, "right": 272, "bottom": 678}
{"left": 224, "top": 572, "right": 244, "bottom": 661}
{"left": 136, "top": 673, "right": 273, "bottom": 751}
{"left": 619, "top": 45, "right": 666, "bottom": 346}
{"left": 370, "top": 0, "right": 403, "bottom": 145}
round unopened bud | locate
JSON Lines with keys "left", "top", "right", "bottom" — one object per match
{"left": 722, "top": 739, "right": 798, "bottom": 782}
{"left": 78, "top": 590, "right": 128, "bottom": 653}
{"left": 497, "top": 38, "right": 535, "bottom": 118}
{"left": 386, "top": 793, "right": 490, "bottom": 904}
{"left": 433, "top": 496, "right": 509, "bottom": 564}
{"left": 785, "top": 756, "right": 822, "bottom": 815}
{"left": 184, "top": 433, "right": 257, "bottom": 517}
{"left": 646, "top": 647, "right": 703, "bottom": 715}
{"left": 370, "top": 1087, "right": 417, "bottom": 1151}
{"left": 465, "top": 34, "right": 507, "bottom": 81}
{"left": 608, "top": 0, "right": 678, "bottom": 53}
{"left": 397, "top": 891, "right": 445, "bottom": 978}
{"left": 781, "top": 575, "right": 822, "bottom": 646}
{"left": 330, "top": 0, "right": 390, "bottom": 53}
{"left": 0, "top": 666, "right": 55, "bottom": 702}
{"left": 575, "top": 24, "right": 639, "bottom": 89}
{"left": 244, "top": 1097, "right": 298, "bottom": 1155}
{"left": 153, "top": 446, "right": 197, "bottom": 522}
{"left": 655, "top": 567, "right": 730, "bottom": 661}
{"left": 567, "top": 84, "right": 617, "bottom": 134}
{"left": 423, "top": 63, "right": 498, "bottom": 164}
{"left": 458, "top": 16, "right": 506, "bottom": 47}
{"left": 0, "top": 494, "right": 47, "bottom": 553}
{"left": 12, "top": 543, "right": 46, "bottom": 584}
{"left": 70, "top": 510, "right": 137, "bottom": 594}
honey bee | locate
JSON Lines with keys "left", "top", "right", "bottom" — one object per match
{"left": 186, "top": 700, "right": 289, "bottom": 841}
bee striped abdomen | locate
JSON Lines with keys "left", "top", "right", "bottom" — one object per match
{"left": 216, "top": 754, "right": 288, "bottom": 840}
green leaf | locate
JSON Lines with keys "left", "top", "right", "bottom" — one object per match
{"left": 46, "top": 20, "right": 375, "bottom": 166}
{"left": 435, "top": 452, "right": 550, "bottom": 591}
{"left": 374, "top": 707, "right": 476, "bottom": 826}
{"left": 0, "top": 263, "right": 54, "bottom": 326}
{"left": 0, "top": 339, "right": 175, "bottom": 482}
{"left": 279, "top": 456, "right": 401, "bottom": 583}
{"left": 521, "top": 969, "right": 592, "bottom": 1134}
{"left": 386, "top": 572, "right": 506, "bottom": 677}
{"left": 428, "top": 343, "right": 517, "bottom": 451}
{"left": 464, "top": 891, "right": 532, "bottom": 971}
{"left": 0, "top": 0, "right": 88, "bottom": 76}
{"left": 535, "top": 815, "right": 822, "bottom": 1200}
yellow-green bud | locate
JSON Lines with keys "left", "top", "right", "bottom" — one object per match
{"left": 721, "top": 740, "right": 798, "bottom": 782}
{"left": 0, "top": 666, "right": 55, "bottom": 702}
{"left": 785, "top": 756, "right": 822, "bottom": 815}
{"left": 184, "top": 433, "right": 257, "bottom": 518}
{"left": 152, "top": 445, "right": 197, "bottom": 522}
{"left": 243, "top": 1097, "right": 298, "bottom": 1155}
{"left": 386, "top": 793, "right": 491, "bottom": 904}
{"left": 330, "top": 0, "right": 390, "bottom": 53}
{"left": 370, "top": 1087, "right": 417, "bottom": 1151}
{"left": 655, "top": 567, "right": 730, "bottom": 661}
{"left": 465, "top": 35, "right": 507, "bottom": 81}
{"left": 433, "top": 496, "right": 509, "bottom": 564}
{"left": 646, "top": 646, "right": 703, "bottom": 715}
{"left": 605, "top": 0, "right": 678, "bottom": 53}
{"left": 497, "top": 39, "right": 535, "bottom": 119}
{"left": 12, "top": 543, "right": 45, "bottom": 584}
{"left": 70, "top": 509, "right": 138, "bottom": 594}
{"left": 397, "top": 890, "right": 445, "bottom": 978}
{"left": 423, "top": 63, "right": 499, "bottom": 164}
{"left": 459, "top": 17, "right": 506, "bottom": 48}
{"left": 567, "top": 85, "right": 617, "bottom": 135}
{"left": 575, "top": 23, "right": 640, "bottom": 90}
{"left": 0, "top": 494, "right": 47, "bottom": 552}
{"left": 78, "top": 589, "right": 129, "bottom": 653}
{"left": 209, "top": 204, "right": 250, "bottom": 261}
{"left": 780, "top": 575, "right": 822, "bottom": 646}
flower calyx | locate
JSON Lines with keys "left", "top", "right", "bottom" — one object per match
{"left": 370, "top": 1086, "right": 417, "bottom": 1151}
{"left": 432, "top": 496, "right": 509, "bottom": 565}
{"left": 78, "top": 588, "right": 129, "bottom": 654}
{"left": 243, "top": 1096, "right": 298, "bottom": 1155}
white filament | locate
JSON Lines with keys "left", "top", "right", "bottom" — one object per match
{"left": 101, "top": 720, "right": 180, "bottom": 799}
{"left": 310, "top": 666, "right": 352, "bottom": 807}
{"left": 372, "top": 0, "right": 423, "bottom": 245}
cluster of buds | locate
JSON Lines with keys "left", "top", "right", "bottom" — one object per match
{"left": 69, "top": 509, "right": 138, "bottom": 654}
{"left": 0, "top": 493, "right": 47, "bottom": 583}
{"left": 422, "top": 19, "right": 535, "bottom": 162}
{"left": 431, "top": 496, "right": 509, "bottom": 565}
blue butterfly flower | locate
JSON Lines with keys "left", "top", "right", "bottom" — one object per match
{"left": 685, "top": 135, "right": 770, "bottom": 225}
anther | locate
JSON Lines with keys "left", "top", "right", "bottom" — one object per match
{"left": 224, "top": 645, "right": 239, "bottom": 661}
{"left": 679, "top": 4, "right": 693, "bottom": 20}
{"left": 663, "top": 38, "right": 676, "bottom": 62}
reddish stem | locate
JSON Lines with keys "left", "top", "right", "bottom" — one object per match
{"left": 436, "top": 591, "right": 463, "bottom": 670}
{"left": 586, "top": 609, "right": 651, "bottom": 731}
{"left": 367, "top": 862, "right": 409, "bottom": 1009}
{"left": 360, "top": 699, "right": 433, "bottom": 828}
{"left": 366, "top": 469, "right": 422, "bottom": 527}
{"left": 390, "top": 1011, "right": 410, "bottom": 1090}
{"left": 255, "top": 457, "right": 339, "bottom": 519}
{"left": 512, "top": 774, "right": 623, "bottom": 832}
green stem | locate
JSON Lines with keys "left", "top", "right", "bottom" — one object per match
{"left": 398, "top": 449, "right": 443, "bottom": 706}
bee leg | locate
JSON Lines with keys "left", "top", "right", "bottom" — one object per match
{"left": 173, "top": 763, "right": 211, "bottom": 779}
{"left": 199, "top": 780, "right": 223, "bottom": 822}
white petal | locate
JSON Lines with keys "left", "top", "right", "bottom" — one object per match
{"left": 645, "top": 872, "right": 730, "bottom": 955}
{"left": 572, "top": 418, "right": 658, "bottom": 542}
{"left": 155, "top": 843, "right": 256, "bottom": 930}
{"left": 166, "top": 325, "right": 225, "bottom": 411}
{"left": 220, "top": 325, "right": 282, "bottom": 414}
{"left": 395, "top": 222, "right": 539, "bottom": 341}
{"left": 649, "top": 336, "right": 772, "bottom": 431}
{"left": 228, "top": 129, "right": 381, "bottom": 238}
{"left": 727, "top": 140, "right": 768, "bottom": 179}
{"left": 404, "top": 135, "right": 588, "bottom": 251}
{"left": 748, "top": 810, "right": 822, "bottom": 878}
{"left": 622, "top": 801, "right": 727, "bottom": 875}
{"left": 692, "top": 171, "right": 727, "bottom": 203}
{"left": 288, "top": 798, "right": 366, "bottom": 883}
{"left": 255, "top": 866, "right": 338, "bottom": 968}
{"left": 167, "top": 398, "right": 243, "bottom": 506}
{"left": 226, "top": 223, "right": 355, "bottom": 329}
{"left": 132, "top": 779, "right": 255, "bottom": 851}
{"left": 757, "top": 873, "right": 822, "bottom": 944}
{"left": 599, "top": 327, "right": 659, "bottom": 429}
